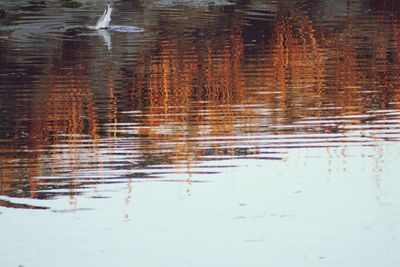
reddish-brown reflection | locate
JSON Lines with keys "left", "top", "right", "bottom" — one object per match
{"left": 1, "top": 0, "right": 400, "bottom": 208}
{"left": 125, "top": 23, "right": 244, "bottom": 162}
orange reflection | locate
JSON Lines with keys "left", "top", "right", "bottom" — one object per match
{"left": 1, "top": 1, "right": 400, "bottom": 208}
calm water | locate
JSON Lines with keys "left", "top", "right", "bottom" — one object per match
{"left": 1, "top": 0, "right": 400, "bottom": 266}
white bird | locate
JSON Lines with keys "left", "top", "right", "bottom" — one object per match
{"left": 95, "top": 4, "right": 112, "bottom": 29}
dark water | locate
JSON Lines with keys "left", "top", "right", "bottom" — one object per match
{"left": 1, "top": 0, "right": 400, "bottom": 266}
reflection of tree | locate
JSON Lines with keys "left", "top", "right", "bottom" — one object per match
{"left": 242, "top": 0, "right": 400, "bottom": 132}
{"left": 123, "top": 22, "right": 244, "bottom": 163}
{"left": 0, "top": 29, "right": 102, "bottom": 205}
{"left": 1, "top": 0, "right": 400, "bottom": 208}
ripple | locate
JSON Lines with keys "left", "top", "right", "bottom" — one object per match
{"left": 86, "top": 25, "right": 145, "bottom": 33}
{"left": 1, "top": 0, "right": 400, "bottom": 210}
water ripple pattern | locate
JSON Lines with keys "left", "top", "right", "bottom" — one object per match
{"left": 0, "top": 0, "right": 399, "bottom": 211}
{"left": 1, "top": 1, "right": 400, "bottom": 266}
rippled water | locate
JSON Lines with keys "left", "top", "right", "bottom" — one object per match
{"left": 1, "top": 0, "right": 400, "bottom": 266}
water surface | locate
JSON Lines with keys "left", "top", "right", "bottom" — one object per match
{"left": 1, "top": 0, "right": 400, "bottom": 266}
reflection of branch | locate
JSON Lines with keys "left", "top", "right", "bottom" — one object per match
{"left": 0, "top": 199, "right": 48, "bottom": 210}
{"left": 97, "top": 29, "right": 112, "bottom": 52}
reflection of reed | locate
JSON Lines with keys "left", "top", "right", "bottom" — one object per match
{"left": 2, "top": 0, "right": 400, "bottom": 208}
{"left": 0, "top": 37, "right": 103, "bottom": 204}
{"left": 244, "top": 8, "right": 328, "bottom": 126}
{"left": 125, "top": 24, "right": 244, "bottom": 163}
{"left": 244, "top": 2, "right": 400, "bottom": 129}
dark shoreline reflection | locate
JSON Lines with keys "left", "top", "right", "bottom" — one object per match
{"left": 1, "top": 0, "right": 400, "bottom": 209}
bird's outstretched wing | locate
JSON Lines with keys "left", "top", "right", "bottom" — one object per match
{"left": 95, "top": 4, "right": 112, "bottom": 29}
